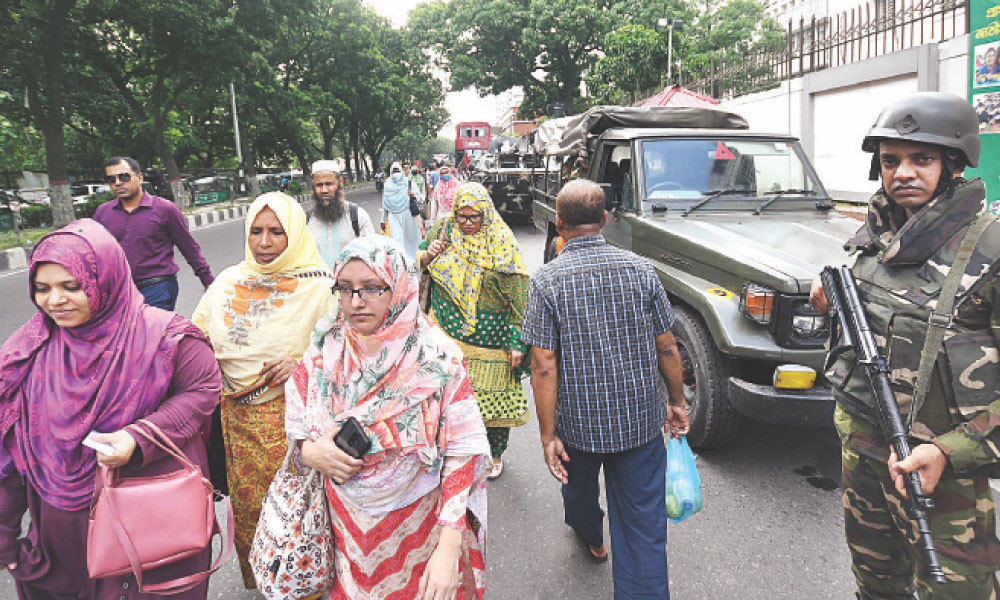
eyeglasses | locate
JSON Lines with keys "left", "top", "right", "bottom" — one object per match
{"left": 104, "top": 172, "right": 135, "bottom": 184}
{"left": 454, "top": 213, "right": 484, "bottom": 224}
{"left": 332, "top": 284, "right": 391, "bottom": 301}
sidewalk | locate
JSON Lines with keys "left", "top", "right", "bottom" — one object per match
{"left": 0, "top": 185, "right": 373, "bottom": 274}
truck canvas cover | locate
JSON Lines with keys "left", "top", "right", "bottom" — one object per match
{"left": 533, "top": 105, "right": 749, "bottom": 156}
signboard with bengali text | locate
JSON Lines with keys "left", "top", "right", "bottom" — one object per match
{"left": 968, "top": 0, "right": 1000, "bottom": 213}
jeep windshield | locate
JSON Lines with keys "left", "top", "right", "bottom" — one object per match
{"left": 640, "top": 138, "right": 822, "bottom": 210}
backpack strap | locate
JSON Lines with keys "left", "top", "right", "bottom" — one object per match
{"left": 908, "top": 211, "right": 996, "bottom": 428}
{"left": 349, "top": 202, "right": 360, "bottom": 237}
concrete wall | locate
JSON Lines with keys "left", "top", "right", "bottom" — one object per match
{"left": 719, "top": 35, "right": 970, "bottom": 201}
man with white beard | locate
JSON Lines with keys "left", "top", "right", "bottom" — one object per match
{"left": 308, "top": 160, "right": 374, "bottom": 268}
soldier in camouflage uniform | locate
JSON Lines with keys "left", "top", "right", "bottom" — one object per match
{"left": 811, "top": 92, "right": 1000, "bottom": 599}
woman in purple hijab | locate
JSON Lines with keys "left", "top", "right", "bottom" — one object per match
{"left": 0, "top": 219, "right": 222, "bottom": 599}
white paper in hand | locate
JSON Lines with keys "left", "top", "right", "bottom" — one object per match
{"left": 82, "top": 432, "right": 115, "bottom": 456}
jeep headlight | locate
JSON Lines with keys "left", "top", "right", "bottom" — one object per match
{"left": 739, "top": 282, "right": 775, "bottom": 325}
{"left": 791, "top": 300, "right": 827, "bottom": 338}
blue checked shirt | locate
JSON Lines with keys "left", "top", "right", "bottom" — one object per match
{"left": 522, "top": 235, "right": 675, "bottom": 453}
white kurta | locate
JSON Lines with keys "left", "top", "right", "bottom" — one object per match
{"left": 308, "top": 202, "right": 375, "bottom": 269}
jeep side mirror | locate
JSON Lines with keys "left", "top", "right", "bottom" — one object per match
{"left": 598, "top": 183, "right": 619, "bottom": 211}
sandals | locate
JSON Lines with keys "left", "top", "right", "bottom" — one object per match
{"left": 576, "top": 532, "right": 609, "bottom": 563}
{"left": 487, "top": 457, "right": 503, "bottom": 480}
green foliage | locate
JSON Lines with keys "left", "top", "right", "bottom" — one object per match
{"left": 0, "top": 117, "right": 46, "bottom": 172}
{"left": 680, "top": 0, "right": 786, "bottom": 86}
{"left": 287, "top": 180, "right": 305, "bottom": 195}
{"left": 412, "top": 0, "right": 783, "bottom": 113}
{"left": 73, "top": 192, "right": 113, "bottom": 219}
{"left": 586, "top": 25, "right": 670, "bottom": 105}
{"left": 0, "top": 227, "right": 59, "bottom": 251}
{"left": 385, "top": 135, "right": 455, "bottom": 165}
{"left": 19, "top": 204, "right": 53, "bottom": 229}
{"left": 0, "top": 0, "right": 446, "bottom": 189}
{"left": 410, "top": 0, "right": 629, "bottom": 115}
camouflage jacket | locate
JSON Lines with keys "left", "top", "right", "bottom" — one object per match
{"left": 829, "top": 179, "right": 1000, "bottom": 472}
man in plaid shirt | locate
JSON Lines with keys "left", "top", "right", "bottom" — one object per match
{"left": 523, "top": 179, "right": 688, "bottom": 599}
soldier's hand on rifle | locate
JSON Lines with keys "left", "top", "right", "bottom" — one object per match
{"left": 809, "top": 276, "right": 828, "bottom": 313}
{"left": 888, "top": 444, "right": 948, "bottom": 497}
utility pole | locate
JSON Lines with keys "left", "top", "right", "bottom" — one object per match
{"left": 229, "top": 82, "right": 245, "bottom": 196}
{"left": 658, "top": 18, "right": 685, "bottom": 86}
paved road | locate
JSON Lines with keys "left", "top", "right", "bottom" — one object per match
{"left": 0, "top": 187, "right": 863, "bottom": 598}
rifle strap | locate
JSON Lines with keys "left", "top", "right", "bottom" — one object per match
{"left": 908, "top": 211, "right": 995, "bottom": 429}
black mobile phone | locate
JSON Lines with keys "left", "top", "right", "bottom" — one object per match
{"left": 334, "top": 417, "right": 371, "bottom": 459}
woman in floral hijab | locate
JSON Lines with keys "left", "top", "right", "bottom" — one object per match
{"left": 418, "top": 182, "right": 530, "bottom": 479}
{"left": 286, "top": 235, "right": 490, "bottom": 599}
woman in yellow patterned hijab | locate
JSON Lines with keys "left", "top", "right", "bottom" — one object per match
{"left": 426, "top": 182, "right": 528, "bottom": 335}
{"left": 418, "top": 182, "right": 530, "bottom": 479}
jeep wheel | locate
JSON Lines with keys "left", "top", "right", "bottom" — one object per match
{"left": 668, "top": 305, "right": 741, "bottom": 449}
{"left": 543, "top": 234, "right": 561, "bottom": 263}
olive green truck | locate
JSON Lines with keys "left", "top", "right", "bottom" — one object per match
{"left": 530, "top": 105, "right": 861, "bottom": 448}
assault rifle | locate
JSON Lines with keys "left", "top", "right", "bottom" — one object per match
{"left": 821, "top": 265, "right": 946, "bottom": 585}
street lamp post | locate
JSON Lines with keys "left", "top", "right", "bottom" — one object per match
{"left": 657, "top": 18, "right": 684, "bottom": 86}
{"left": 229, "top": 82, "right": 245, "bottom": 196}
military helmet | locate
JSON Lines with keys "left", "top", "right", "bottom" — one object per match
{"left": 862, "top": 92, "right": 980, "bottom": 168}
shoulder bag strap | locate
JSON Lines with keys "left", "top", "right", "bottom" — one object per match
{"left": 127, "top": 420, "right": 199, "bottom": 473}
{"left": 139, "top": 494, "right": 235, "bottom": 594}
{"left": 103, "top": 482, "right": 236, "bottom": 595}
{"left": 908, "top": 212, "right": 996, "bottom": 428}
{"left": 350, "top": 202, "right": 360, "bottom": 237}
{"left": 106, "top": 420, "right": 236, "bottom": 594}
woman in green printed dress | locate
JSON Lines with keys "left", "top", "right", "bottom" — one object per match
{"left": 418, "top": 182, "right": 530, "bottom": 479}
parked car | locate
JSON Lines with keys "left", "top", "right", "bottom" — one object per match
{"left": 71, "top": 183, "right": 111, "bottom": 205}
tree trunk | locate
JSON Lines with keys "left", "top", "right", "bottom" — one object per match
{"left": 320, "top": 116, "right": 336, "bottom": 159}
{"left": 350, "top": 122, "right": 363, "bottom": 178}
{"left": 40, "top": 0, "right": 77, "bottom": 227}
{"left": 341, "top": 140, "right": 352, "bottom": 181}
{"left": 152, "top": 111, "right": 189, "bottom": 207}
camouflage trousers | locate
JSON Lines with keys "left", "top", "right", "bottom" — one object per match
{"left": 841, "top": 436, "right": 1000, "bottom": 598}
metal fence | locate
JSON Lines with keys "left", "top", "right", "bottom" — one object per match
{"left": 682, "top": 0, "right": 967, "bottom": 100}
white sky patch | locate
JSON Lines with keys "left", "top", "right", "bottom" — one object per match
{"left": 363, "top": 0, "right": 503, "bottom": 139}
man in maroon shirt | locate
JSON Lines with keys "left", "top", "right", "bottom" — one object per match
{"left": 93, "top": 157, "right": 214, "bottom": 310}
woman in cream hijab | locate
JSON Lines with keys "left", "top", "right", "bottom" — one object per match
{"left": 192, "top": 192, "right": 334, "bottom": 588}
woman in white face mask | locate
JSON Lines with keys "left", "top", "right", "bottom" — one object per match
{"left": 380, "top": 161, "right": 422, "bottom": 259}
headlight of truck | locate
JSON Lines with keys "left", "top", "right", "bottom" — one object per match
{"left": 739, "top": 282, "right": 775, "bottom": 325}
{"left": 790, "top": 300, "right": 827, "bottom": 338}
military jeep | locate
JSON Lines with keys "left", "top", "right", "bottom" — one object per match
{"left": 531, "top": 106, "right": 861, "bottom": 448}
{"left": 469, "top": 133, "right": 538, "bottom": 221}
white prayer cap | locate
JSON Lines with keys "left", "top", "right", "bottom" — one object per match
{"left": 311, "top": 160, "right": 339, "bottom": 175}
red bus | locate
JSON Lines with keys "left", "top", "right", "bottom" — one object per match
{"left": 455, "top": 122, "right": 490, "bottom": 171}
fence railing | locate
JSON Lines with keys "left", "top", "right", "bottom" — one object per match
{"left": 674, "top": 0, "right": 968, "bottom": 101}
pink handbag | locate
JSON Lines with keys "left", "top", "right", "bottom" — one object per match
{"left": 87, "top": 419, "right": 235, "bottom": 595}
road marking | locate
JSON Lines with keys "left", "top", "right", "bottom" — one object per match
{"left": 0, "top": 267, "right": 27, "bottom": 279}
